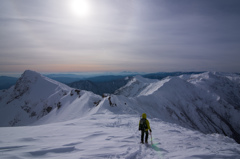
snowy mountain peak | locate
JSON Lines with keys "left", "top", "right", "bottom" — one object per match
{"left": 19, "top": 70, "right": 70, "bottom": 90}
{"left": 133, "top": 75, "right": 155, "bottom": 83}
{"left": 114, "top": 75, "right": 169, "bottom": 97}
{"left": 22, "top": 70, "right": 42, "bottom": 79}
{"left": 0, "top": 70, "right": 102, "bottom": 126}
{"left": 14, "top": 70, "right": 43, "bottom": 95}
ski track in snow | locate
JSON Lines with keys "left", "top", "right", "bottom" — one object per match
{"left": 1, "top": 114, "right": 240, "bottom": 159}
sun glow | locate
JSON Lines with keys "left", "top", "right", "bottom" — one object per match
{"left": 70, "top": 0, "right": 91, "bottom": 17}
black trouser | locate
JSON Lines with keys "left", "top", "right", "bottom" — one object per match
{"left": 141, "top": 130, "right": 148, "bottom": 143}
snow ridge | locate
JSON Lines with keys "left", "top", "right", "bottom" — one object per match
{"left": 114, "top": 75, "right": 170, "bottom": 97}
{"left": 114, "top": 72, "right": 240, "bottom": 144}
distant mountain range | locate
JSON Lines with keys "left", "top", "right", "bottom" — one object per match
{"left": 0, "top": 76, "right": 18, "bottom": 90}
{"left": 66, "top": 72, "right": 204, "bottom": 95}
{"left": 67, "top": 75, "right": 133, "bottom": 95}
{"left": 0, "top": 72, "right": 203, "bottom": 95}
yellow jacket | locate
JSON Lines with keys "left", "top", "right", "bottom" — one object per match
{"left": 139, "top": 113, "right": 151, "bottom": 131}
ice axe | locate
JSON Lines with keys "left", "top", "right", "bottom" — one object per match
{"left": 150, "top": 131, "right": 153, "bottom": 145}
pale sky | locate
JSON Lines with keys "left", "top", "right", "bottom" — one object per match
{"left": 1, "top": 0, "right": 240, "bottom": 74}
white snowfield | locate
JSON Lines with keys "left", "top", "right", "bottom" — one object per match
{"left": 0, "top": 70, "right": 240, "bottom": 159}
{"left": 1, "top": 114, "right": 240, "bottom": 159}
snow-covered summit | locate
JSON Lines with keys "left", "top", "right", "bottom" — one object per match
{"left": 15, "top": 70, "right": 71, "bottom": 100}
{"left": 0, "top": 70, "right": 102, "bottom": 126}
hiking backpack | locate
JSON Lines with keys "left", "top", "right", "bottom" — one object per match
{"left": 139, "top": 118, "right": 148, "bottom": 131}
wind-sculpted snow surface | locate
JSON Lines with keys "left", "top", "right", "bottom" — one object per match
{"left": 1, "top": 114, "right": 240, "bottom": 159}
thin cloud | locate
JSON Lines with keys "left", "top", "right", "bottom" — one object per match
{"left": 0, "top": 0, "right": 240, "bottom": 73}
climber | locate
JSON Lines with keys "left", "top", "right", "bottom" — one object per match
{"left": 139, "top": 113, "right": 152, "bottom": 144}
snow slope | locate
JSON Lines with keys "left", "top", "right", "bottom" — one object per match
{"left": 114, "top": 75, "right": 170, "bottom": 97}
{"left": 1, "top": 113, "right": 240, "bottom": 159}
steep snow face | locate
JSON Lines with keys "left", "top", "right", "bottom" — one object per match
{"left": 0, "top": 70, "right": 102, "bottom": 126}
{"left": 114, "top": 75, "right": 170, "bottom": 97}
{"left": 186, "top": 72, "right": 240, "bottom": 109}
{"left": 115, "top": 72, "right": 240, "bottom": 144}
